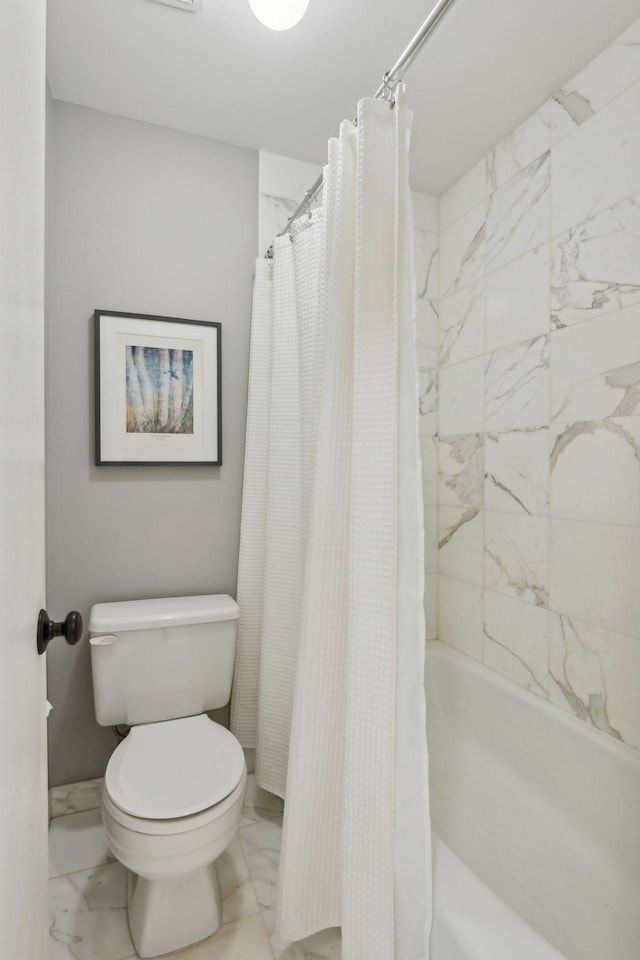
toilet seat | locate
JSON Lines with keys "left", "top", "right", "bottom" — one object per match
{"left": 105, "top": 714, "right": 245, "bottom": 821}
{"left": 103, "top": 767, "right": 247, "bottom": 836}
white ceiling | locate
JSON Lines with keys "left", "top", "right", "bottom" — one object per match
{"left": 47, "top": 0, "right": 639, "bottom": 195}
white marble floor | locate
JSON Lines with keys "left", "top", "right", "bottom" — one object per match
{"left": 48, "top": 775, "right": 341, "bottom": 960}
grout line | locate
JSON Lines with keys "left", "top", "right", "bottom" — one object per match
{"left": 440, "top": 64, "right": 640, "bottom": 235}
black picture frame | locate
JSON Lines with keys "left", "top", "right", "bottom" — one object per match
{"left": 94, "top": 310, "right": 222, "bottom": 466}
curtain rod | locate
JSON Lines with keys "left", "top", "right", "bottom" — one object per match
{"left": 266, "top": 0, "right": 458, "bottom": 258}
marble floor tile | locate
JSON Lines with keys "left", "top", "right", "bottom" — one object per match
{"left": 240, "top": 816, "right": 283, "bottom": 935}
{"left": 550, "top": 305, "right": 640, "bottom": 425}
{"left": 163, "top": 914, "right": 274, "bottom": 960}
{"left": 270, "top": 926, "right": 342, "bottom": 960}
{"left": 438, "top": 280, "right": 484, "bottom": 366}
{"left": 49, "top": 861, "right": 135, "bottom": 960}
{"left": 549, "top": 612, "right": 640, "bottom": 749}
{"left": 485, "top": 245, "right": 550, "bottom": 352}
{"left": 50, "top": 835, "right": 267, "bottom": 959}
{"left": 550, "top": 192, "right": 640, "bottom": 330}
{"left": 485, "top": 152, "right": 550, "bottom": 274}
{"left": 484, "top": 511, "right": 549, "bottom": 607}
{"left": 241, "top": 773, "right": 284, "bottom": 828}
{"left": 216, "top": 835, "right": 261, "bottom": 925}
{"left": 49, "top": 809, "right": 114, "bottom": 879}
{"left": 485, "top": 335, "right": 549, "bottom": 432}
{"left": 50, "top": 778, "right": 104, "bottom": 819}
{"left": 484, "top": 428, "right": 549, "bottom": 517}
{"left": 484, "top": 591, "right": 549, "bottom": 698}
{"left": 550, "top": 418, "right": 640, "bottom": 525}
{"left": 437, "top": 576, "right": 483, "bottom": 662}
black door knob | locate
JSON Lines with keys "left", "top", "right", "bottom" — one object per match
{"left": 37, "top": 609, "right": 83, "bottom": 655}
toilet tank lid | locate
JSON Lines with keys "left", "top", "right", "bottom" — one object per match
{"left": 89, "top": 594, "right": 239, "bottom": 633}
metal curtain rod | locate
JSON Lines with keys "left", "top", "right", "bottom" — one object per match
{"left": 266, "top": 0, "right": 458, "bottom": 257}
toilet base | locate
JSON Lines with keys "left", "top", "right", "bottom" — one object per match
{"left": 127, "top": 864, "right": 221, "bottom": 958}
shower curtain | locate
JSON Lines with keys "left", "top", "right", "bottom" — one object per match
{"left": 231, "top": 87, "right": 431, "bottom": 960}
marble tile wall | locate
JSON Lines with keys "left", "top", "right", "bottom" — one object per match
{"left": 430, "top": 15, "right": 640, "bottom": 751}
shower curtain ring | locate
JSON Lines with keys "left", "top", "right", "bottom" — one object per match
{"left": 381, "top": 71, "right": 395, "bottom": 106}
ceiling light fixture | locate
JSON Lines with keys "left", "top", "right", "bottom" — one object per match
{"left": 248, "top": 0, "right": 310, "bottom": 31}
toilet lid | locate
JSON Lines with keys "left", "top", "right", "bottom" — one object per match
{"left": 105, "top": 715, "right": 245, "bottom": 819}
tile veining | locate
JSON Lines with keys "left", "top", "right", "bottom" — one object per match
{"left": 485, "top": 335, "right": 549, "bottom": 432}
{"left": 550, "top": 192, "right": 640, "bottom": 330}
{"left": 485, "top": 152, "right": 550, "bottom": 273}
{"left": 484, "top": 428, "right": 549, "bottom": 517}
{"left": 48, "top": 775, "right": 338, "bottom": 960}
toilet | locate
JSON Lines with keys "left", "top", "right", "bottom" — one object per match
{"left": 89, "top": 594, "right": 246, "bottom": 959}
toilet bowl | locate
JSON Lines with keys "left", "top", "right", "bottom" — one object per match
{"left": 89, "top": 595, "right": 246, "bottom": 958}
{"left": 102, "top": 715, "right": 247, "bottom": 958}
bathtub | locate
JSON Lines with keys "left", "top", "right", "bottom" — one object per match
{"left": 425, "top": 641, "right": 640, "bottom": 960}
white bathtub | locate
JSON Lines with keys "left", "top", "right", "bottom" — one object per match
{"left": 426, "top": 641, "right": 640, "bottom": 960}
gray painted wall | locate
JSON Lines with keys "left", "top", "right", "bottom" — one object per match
{"left": 45, "top": 101, "right": 258, "bottom": 786}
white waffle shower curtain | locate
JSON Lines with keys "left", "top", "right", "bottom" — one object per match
{"left": 231, "top": 87, "right": 432, "bottom": 960}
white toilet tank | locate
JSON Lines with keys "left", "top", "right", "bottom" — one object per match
{"left": 89, "top": 594, "right": 240, "bottom": 727}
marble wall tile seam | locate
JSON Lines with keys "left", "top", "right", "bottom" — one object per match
{"left": 483, "top": 237, "right": 551, "bottom": 290}
{"left": 549, "top": 415, "right": 640, "bottom": 527}
{"left": 485, "top": 151, "right": 551, "bottom": 276}
{"left": 439, "top": 156, "right": 488, "bottom": 232}
{"left": 437, "top": 574, "right": 484, "bottom": 662}
{"left": 438, "top": 506, "right": 484, "bottom": 587}
{"left": 549, "top": 16, "right": 640, "bottom": 150}
{"left": 482, "top": 587, "right": 551, "bottom": 698}
{"left": 443, "top": 84, "right": 640, "bottom": 277}
{"left": 548, "top": 163, "right": 640, "bottom": 248}
{"left": 485, "top": 334, "right": 550, "bottom": 434}
{"left": 438, "top": 100, "right": 551, "bottom": 233}
{"left": 484, "top": 509, "right": 550, "bottom": 609}
{"left": 548, "top": 609, "right": 640, "bottom": 750}
{"left": 548, "top": 517, "right": 640, "bottom": 639}
{"left": 485, "top": 101, "right": 551, "bottom": 197}
{"left": 547, "top": 604, "right": 640, "bottom": 647}
{"left": 438, "top": 17, "right": 640, "bottom": 234}
{"left": 439, "top": 198, "right": 488, "bottom": 299}
{"left": 436, "top": 563, "right": 485, "bottom": 593}
{"left": 438, "top": 278, "right": 485, "bottom": 366}
{"left": 549, "top": 73, "right": 640, "bottom": 152}
{"left": 550, "top": 76, "right": 640, "bottom": 239}
{"left": 549, "top": 304, "right": 640, "bottom": 426}
{"left": 550, "top": 189, "right": 640, "bottom": 331}
{"left": 544, "top": 512, "right": 640, "bottom": 534}
{"left": 484, "top": 505, "right": 552, "bottom": 520}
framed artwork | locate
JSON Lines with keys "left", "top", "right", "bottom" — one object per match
{"left": 94, "top": 310, "right": 221, "bottom": 465}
